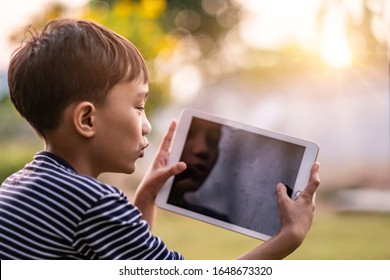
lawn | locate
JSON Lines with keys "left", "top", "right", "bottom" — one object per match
{"left": 154, "top": 209, "right": 390, "bottom": 260}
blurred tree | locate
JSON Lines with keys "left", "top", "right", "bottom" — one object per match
{"left": 1, "top": 0, "right": 388, "bottom": 183}
{"left": 5, "top": 0, "right": 388, "bottom": 107}
{"left": 83, "top": 0, "right": 241, "bottom": 110}
{"left": 7, "top": 0, "right": 241, "bottom": 111}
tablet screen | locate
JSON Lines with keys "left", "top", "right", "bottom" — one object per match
{"left": 166, "top": 116, "right": 306, "bottom": 237}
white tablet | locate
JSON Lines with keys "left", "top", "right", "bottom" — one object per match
{"left": 156, "top": 108, "right": 319, "bottom": 240}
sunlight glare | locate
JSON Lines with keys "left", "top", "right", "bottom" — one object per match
{"left": 319, "top": 5, "right": 352, "bottom": 68}
{"left": 237, "top": 0, "right": 322, "bottom": 50}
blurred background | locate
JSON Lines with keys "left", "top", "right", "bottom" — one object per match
{"left": 0, "top": 0, "right": 389, "bottom": 259}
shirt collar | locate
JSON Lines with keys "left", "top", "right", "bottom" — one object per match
{"left": 35, "top": 151, "right": 77, "bottom": 174}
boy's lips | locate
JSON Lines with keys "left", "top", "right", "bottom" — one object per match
{"left": 139, "top": 143, "right": 149, "bottom": 158}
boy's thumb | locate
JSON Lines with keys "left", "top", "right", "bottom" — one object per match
{"left": 164, "top": 162, "right": 186, "bottom": 179}
{"left": 152, "top": 162, "right": 186, "bottom": 185}
{"left": 276, "top": 183, "right": 288, "bottom": 200}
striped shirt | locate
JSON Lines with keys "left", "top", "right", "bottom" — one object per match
{"left": 0, "top": 151, "right": 183, "bottom": 260}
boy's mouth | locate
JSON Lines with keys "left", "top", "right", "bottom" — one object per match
{"left": 139, "top": 143, "right": 149, "bottom": 158}
{"left": 141, "top": 143, "right": 149, "bottom": 150}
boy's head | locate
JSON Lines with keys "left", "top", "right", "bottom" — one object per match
{"left": 8, "top": 18, "right": 152, "bottom": 177}
{"left": 8, "top": 18, "right": 149, "bottom": 137}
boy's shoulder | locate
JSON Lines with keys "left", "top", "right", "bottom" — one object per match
{"left": 2, "top": 151, "right": 126, "bottom": 205}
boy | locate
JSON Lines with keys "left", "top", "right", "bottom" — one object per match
{"left": 0, "top": 19, "right": 320, "bottom": 259}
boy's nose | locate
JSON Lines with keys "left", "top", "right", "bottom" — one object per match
{"left": 142, "top": 113, "right": 152, "bottom": 136}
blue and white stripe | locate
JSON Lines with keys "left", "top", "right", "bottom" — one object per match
{"left": 0, "top": 151, "right": 183, "bottom": 260}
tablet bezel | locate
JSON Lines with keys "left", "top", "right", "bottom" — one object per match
{"left": 156, "top": 108, "right": 319, "bottom": 240}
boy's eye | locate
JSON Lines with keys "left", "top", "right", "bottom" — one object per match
{"left": 136, "top": 106, "right": 145, "bottom": 111}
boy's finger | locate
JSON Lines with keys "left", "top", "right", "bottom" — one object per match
{"left": 159, "top": 121, "right": 177, "bottom": 152}
{"left": 302, "top": 162, "right": 320, "bottom": 198}
{"left": 275, "top": 183, "right": 289, "bottom": 201}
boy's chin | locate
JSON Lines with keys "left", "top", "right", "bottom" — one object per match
{"left": 111, "top": 163, "right": 137, "bottom": 175}
{"left": 105, "top": 158, "right": 138, "bottom": 174}
{"left": 124, "top": 164, "right": 136, "bottom": 174}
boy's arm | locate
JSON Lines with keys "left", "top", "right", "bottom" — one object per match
{"left": 133, "top": 121, "right": 186, "bottom": 230}
{"left": 237, "top": 162, "right": 320, "bottom": 260}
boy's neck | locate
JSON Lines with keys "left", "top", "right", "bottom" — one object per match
{"left": 44, "top": 132, "right": 99, "bottom": 178}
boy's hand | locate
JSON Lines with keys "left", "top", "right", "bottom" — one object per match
{"left": 133, "top": 121, "right": 186, "bottom": 228}
{"left": 275, "top": 162, "right": 320, "bottom": 246}
{"left": 237, "top": 162, "right": 320, "bottom": 260}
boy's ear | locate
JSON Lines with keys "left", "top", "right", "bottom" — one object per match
{"left": 72, "top": 101, "right": 96, "bottom": 138}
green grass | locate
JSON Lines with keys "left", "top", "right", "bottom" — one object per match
{"left": 294, "top": 213, "right": 390, "bottom": 259}
{"left": 154, "top": 210, "right": 390, "bottom": 260}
